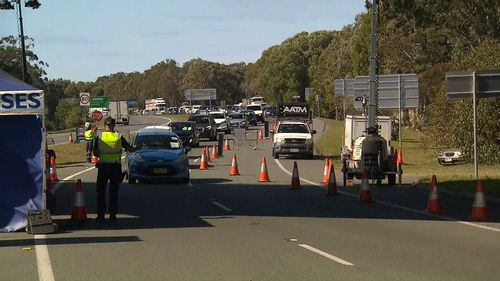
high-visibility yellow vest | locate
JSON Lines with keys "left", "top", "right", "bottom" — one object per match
{"left": 98, "top": 132, "right": 122, "bottom": 163}
{"left": 84, "top": 129, "right": 95, "bottom": 141}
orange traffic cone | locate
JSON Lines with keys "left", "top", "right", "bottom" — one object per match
{"left": 396, "top": 150, "right": 403, "bottom": 165}
{"left": 68, "top": 132, "right": 74, "bottom": 143}
{"left": 229, "top": 153, "right": 240, "bottom": 176}
{"left": 71, "top": 179, "right": 87, "bottom": 222}
{"left": 224, "top": 137, "right": 231, "bottom": 151}
{"left": 290, "top": 161, "right": 301, "bottom": 190}
{"left": 205, "top": 146, "right": 212, "bottom": 162}
{"left": 49, "top": 156, "right": 59, "bottom": 181}
{"left": 359, "top": 170, "right": 373, "bottom": 203}
{"left": 199, "top": 151, "right": 208, "bottom": 170}
{"left": 327, "top": 164, "right": 337, "bottom": 196}
{"left": 427, "top": 175, "right": 443, "bottom": 214}
{"left": 258, "top": 157, "right": 270, "bottom": 182}
{"left": 321, "top": 158, "right": 331, "bottom": 184}
{"left": 258, "top": 128, "right": 264, "bottom": 141}
{"left": 471, "top": 180, "right": 489, "bottom": 221}
{"left": 211, "top": 144, "right": 218, "bottom": 159}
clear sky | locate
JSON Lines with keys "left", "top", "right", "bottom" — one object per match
{"left": 1, "top": 0, "right": 366, "bottom": 82}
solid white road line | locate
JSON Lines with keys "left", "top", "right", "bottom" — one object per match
{"left": 212, "top": 202, "right": 232, "bottom": 212}
{"left": 298, "top": 244, "right": 354, "bottom": 266}
{"left": 274, "top": 159, "right": 500, "bottom": 234}
{"left": 34, "top": 235, "right": 55, "bottom": 281}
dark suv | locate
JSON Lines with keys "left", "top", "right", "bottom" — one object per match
{"left": 187, "top": 114, "right": 217, "bottom": 141}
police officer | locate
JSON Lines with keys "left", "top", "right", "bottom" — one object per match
{"left": 92, "top": 117, "right": 137, "bottom": 222}
{"left": 84, "top": 122, "right": 97, "bottom": 163}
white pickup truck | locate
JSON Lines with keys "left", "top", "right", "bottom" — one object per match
{"left": 272, "top": 120, "right": 316, "bottom": 159}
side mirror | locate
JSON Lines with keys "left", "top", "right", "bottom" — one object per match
{"left": 185, "top": 147, "right": 192, "bottom": 153}
{"left": 312, "top": 130, "right": 317, "bottom": 134}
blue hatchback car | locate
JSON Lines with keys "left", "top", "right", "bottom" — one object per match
{"left": 125, "top": 127, "right": 191, "bottom": 184}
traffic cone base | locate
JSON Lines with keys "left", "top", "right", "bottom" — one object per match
{"left": 359, "top": 170, "right": 373, "bottom": 203}
{"left": 199, "top": 151, "right": 208, "bottom": 170}
{"left": 230, "top": 153, "right": 240, "bottom": 176}
{"left": 327, "top": 164, "right": 337, "bottom": 196}
{"left": 321, "top": 158, "right": 330, "bottom": 184}
{"left": 224, "top": 138, "right": 231, "bottom": 151}
{"left": 258, "top": 157, "right": 270, "bottom": 182}
{"left": 211, "top": 144, "right": 218, "bottom": 159}
{"left": 290, "top": 161, "right": 301, "bottom": 189}
{"left": 71, "top": 179, "right": 87, "bottom": 222}
{"left": 471, "top": 180, "right": 489, "bottom": 221}
{"left": 205, "top": 147, "right": 211, "bottom": 162}
{"left": 427, "top": 175, "right": 443, "bottom": 214}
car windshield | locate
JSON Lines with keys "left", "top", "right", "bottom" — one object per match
{"left": 210, "top": 113, "right": 225, "bottom": 119}
{"left": 277, "top": 124, "right": 310, "bottom": 134}
{"left": 135, "top": 135, "right": 182, "bottom": 149}
{"left": 229, "top": 114, "right": 243, "bottom": 119}
{"left": 169, "top": 123, "right": 193, "bottom": 131}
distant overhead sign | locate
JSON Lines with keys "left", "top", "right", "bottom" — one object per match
{"left": 185, "top": 89, "right": 217, "bottom": 101}
{"left": 446, "top": 71, "right": 500, "bottom": 99}
{"left": 334, "top": 74, "right": 419, "bottom": 110}
{"left": 90, "top": 96, "right": 109, "bottom": 108}
{"left": 333, "top": 79, "right": 354, "bottom": 97}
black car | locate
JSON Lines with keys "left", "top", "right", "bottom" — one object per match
{"left": 264, "top": 106, "right": 277, "bottom": 119}
{"left": 241, "top": 110, "right": 258, "bottom": 126}
{"left": 187, "top": 114, "right": 217, "bottom": 140}
{"left": 169, "top": 121, "right": 199, "bottom": 147}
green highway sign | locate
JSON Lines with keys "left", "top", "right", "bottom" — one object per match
{"left": 90, "top": 96, "right": 109, "bottom": 108}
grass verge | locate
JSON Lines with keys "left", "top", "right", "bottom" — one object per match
{"left": 50, "top": 142, "right": 86, "bottom": 165}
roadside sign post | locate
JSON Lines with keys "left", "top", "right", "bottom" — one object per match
{"left": 446, "top": 70, "right": 500, "bottom": 180}
{"left": 79, "top": 92, "right": 90, "bottom": 106}
{"left": 92, "top": 110, "right": 103, "bottom": 122}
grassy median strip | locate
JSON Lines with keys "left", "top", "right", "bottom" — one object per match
{"left": 316, "top": 118, "right": 500, "bottom": 197}
{"left": 50, "top": 142, "right": 87, "bottom": 165}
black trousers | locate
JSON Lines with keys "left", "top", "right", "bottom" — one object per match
{"left": 96, "top": 163, "right": 122, "bottom": 218}
{"left": 85, "top": 140, "right": 93, "bottom": 162}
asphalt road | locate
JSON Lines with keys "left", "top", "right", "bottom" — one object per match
{"left": 2, "top": 118, "right": 500, "bottom": 281}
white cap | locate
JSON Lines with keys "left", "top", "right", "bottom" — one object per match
{"left": 85, "top": 122, "right": 91, "bottom": 129}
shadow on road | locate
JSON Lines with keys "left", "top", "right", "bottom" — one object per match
{"left": 47, "top": 177, "right": 500, "bottom": 234}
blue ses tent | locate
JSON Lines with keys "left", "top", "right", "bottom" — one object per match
{"left": 0, "top": 69, "right": 45, "bottom": 232}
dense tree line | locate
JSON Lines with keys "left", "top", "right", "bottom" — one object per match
{"left": 1, "top": 0, "right": 498, "bottom": 163}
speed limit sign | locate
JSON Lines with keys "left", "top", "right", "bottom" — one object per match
{"left": 80, "top": 92, "right": 91, "bottom": 106}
